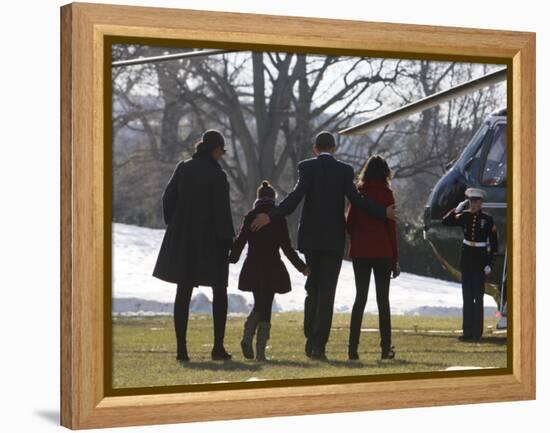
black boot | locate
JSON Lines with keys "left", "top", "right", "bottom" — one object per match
{"left": 174, "top": 284, "right": 192, "bottom": 362}
{"left": 310, "top": 341, "right": 328, "bottom": 361}
{"left": 211, "top": 286, "right": 231, "bottom": 361}
{"left": 211, "top": 315, "right": 232, "bottom": 358}
{"left": 255, "top": 322, "right": 271, "bottom": 362}
{"left": 241, "top": 311, "right": 260, "bottom": 359}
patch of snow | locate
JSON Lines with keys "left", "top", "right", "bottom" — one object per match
{"left": 112, "top": 222, "right": 497, "bottom": 315}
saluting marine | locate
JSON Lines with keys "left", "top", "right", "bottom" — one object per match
{"left": 442, "top": 187, "right": 498, "bottom": 342}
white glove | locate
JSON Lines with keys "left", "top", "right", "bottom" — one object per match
{"left": 455, "top": 200, "right": 469, "bottom": 213}
{"left": 484, "top": 265, "right": 491, "bottom": 275}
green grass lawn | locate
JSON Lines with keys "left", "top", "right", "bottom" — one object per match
{"left": 112, "top": 312, "right": 507, "bottom": 389}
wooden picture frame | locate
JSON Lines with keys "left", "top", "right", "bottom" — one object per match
{"left": 60, "top": 2, "right": 536, "bottom": 429}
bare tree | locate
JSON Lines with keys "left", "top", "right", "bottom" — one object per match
{"left": 190, "top": 53, "right": 402, "bottom": 213}
{"left": 111, "top": 47, "right": 504, "bottom": 229}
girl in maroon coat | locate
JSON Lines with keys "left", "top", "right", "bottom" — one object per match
{"left": 345, "top": 155, "right": 400, "bottom": 361}
{"left": 229, "top": 181, "right": 310, "bottom": 361}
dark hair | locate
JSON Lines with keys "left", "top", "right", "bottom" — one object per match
{"left": 257, "top": 180, "right": 277, "bottom": 199}
{"left": 314, "top": 131, "right": 336, "bottom": 151}
{"left": 357, "top": 155, "right": 392, "bottom": 187}
{"left": 194, "top": 129, "right": 225, "bottom": 156}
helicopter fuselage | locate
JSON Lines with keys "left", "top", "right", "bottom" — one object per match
{"left": 423, "top": 108, "right": 507, "bottom": 307}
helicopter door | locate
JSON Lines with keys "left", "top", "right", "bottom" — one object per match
{"left": 479, "top": 121, "right": 508, "bottom": 318}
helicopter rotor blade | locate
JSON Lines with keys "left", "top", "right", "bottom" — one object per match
{"left": 338, "top": 68, "right": 507, "bottom": 135}
{"left": 112, "top": 48, "right": 236, "bottom": 68}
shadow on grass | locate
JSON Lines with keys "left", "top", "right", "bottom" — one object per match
{"left": 263, "top": 359, "right": 317, "bottom": 368}
{"left": 413, "top": 348, "right": 507, "bottom": 355}
{"left": 474, "top": 336, "right": 508, "bottom": 345}
{"left": 280, "top": 357, "right": 448, "bottom": 370}
{"left": 175, "top": 357, "right": 428, "bottom": 370}
{"left": 179, "top": 358, "right": 334, "bottom": 370}
{"left": 270, "top": 358, "right": 408, "bottom": 370}
{"left": 274, "top": 357, "right": 446, "bottom": 370}
{"left": 409, "top": 333, "right": 508, "bottom": 345}
{"left": 371, "top": 358, "right": 446, "bottom": 369}
{"left": 322, "top": 359, "right": 370, "bottom": 368}
{"left": 178, "top": 360, "right": 263, "bottom": 372}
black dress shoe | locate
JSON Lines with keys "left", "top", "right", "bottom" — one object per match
{"left": 305, "top": 339, "right": 313, "bottom": 358}
{"left": 457, "top": 335, "right": 474, "bottom": 342}
{"left": 310, "top": 350, "right": 328, "bottom": 361}
{"left": 211, "top": 347, "right": 232, "bottom": 361}
{"left": 176, "top": 351, "right": 190, "bottom": 362}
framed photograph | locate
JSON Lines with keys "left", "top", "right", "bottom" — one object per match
{"left": 60, "top": 2, "right": 535, "bottom": 429}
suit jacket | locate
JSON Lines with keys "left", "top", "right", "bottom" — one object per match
{"left": 269, "top": 154, "right": 386, "bottom": 254}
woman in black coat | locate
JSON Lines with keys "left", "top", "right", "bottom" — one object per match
{"left": 153, "top": 130, "right": 235, "bottom": 362}
{"left": 229, "top": 181, "right": 310, "bottom": 361}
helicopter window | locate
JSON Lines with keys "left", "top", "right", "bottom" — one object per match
{"left": 464, "top": 135, "right": 486, "bottom": 182}
{"left": 456, "top": 122, "right": 489, "bottom": 167}
{"left": 482, "top": 124, "right": 507, "bottom": 186}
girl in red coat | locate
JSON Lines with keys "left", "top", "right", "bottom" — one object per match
{"left": 229, "top": 181, "right": 310, "bottom": 361}
{"left": 345, "top": 155, "right": 400, "bottom": 361}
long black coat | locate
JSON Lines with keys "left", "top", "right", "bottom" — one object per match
{"left": 152, "top": 153, "right": 235, "bottom": 287}
{"left": 228, "top": 202, "right": 306, "bottom": 294}
{"left": 268, "top": 154, "right": 387, "bottom": 254}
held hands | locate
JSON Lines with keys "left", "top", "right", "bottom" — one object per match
{"left": 484, "top": 265, "right": 492, "bottom": 275}
{"left": 455, "top": 200, "right": 469, "bottom": 213}
{"left": 391, "top": 262, "right": 401, "bottom": 279}
{"left": 227, "top": 248, "right": 238, "bottom": 264}
{"left": 251, "top": 213, "right": 271, "bottom": 232}
{"left": 302, "top": 265, "right": 312, "bottom": 277}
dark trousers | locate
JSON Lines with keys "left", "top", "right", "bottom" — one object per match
{"left": 349, "top": 258, "right": 393, "bottom": 351}
{"left": 174, "top": 283, "right": 228, "bottom": 355}
{"left": 461, "top": 269, "right": 485, "bottom": 338}
{"left": 252, "top": 291, "right": 275, "bottom": 323}
{"left": 303, "top": 250, "right": 343, "bottom": 352}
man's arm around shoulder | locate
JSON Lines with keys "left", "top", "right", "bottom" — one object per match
{"left": 269, "top": 160, "right": 311, "bottom": 220}
{"left": 250, "top": 160, "right": 312, "bottom": 232}
{"left": 342, "top": 163, "right": 387, "bottom": 219}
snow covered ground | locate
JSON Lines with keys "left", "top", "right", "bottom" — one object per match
{"left": 112, "top": 223, "right": 497, "bottom": 315}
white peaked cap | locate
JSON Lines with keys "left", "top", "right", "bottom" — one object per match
{"left": 465, "top": 187, "right": 486, "bottom": 199}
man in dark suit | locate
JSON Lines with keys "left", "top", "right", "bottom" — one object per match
{"left": 251, "top": 132, "right": 395, "bottom": 360}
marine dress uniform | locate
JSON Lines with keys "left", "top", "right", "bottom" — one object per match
{"left": 442, "top": 188, "right": 498, "bottom": 341}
